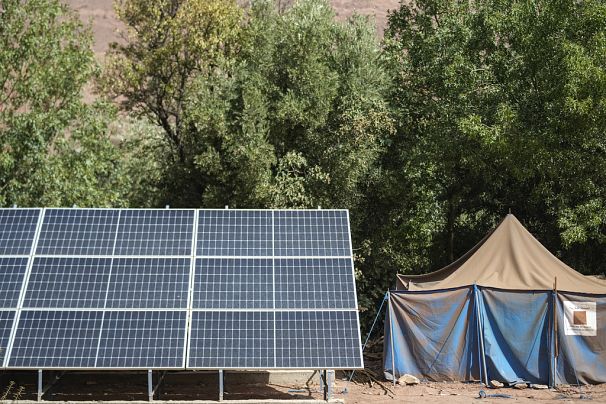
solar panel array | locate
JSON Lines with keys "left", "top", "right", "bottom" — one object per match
{"left": 0, "top": 208, "right": 362, "bottom": 370}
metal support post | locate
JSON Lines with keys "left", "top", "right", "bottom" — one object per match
{"left": 319, "top": 369, "right": 324, "bottom": 391}
{"left": 37, "top": 370, "right": 42, "bottom": 402}
{"left": 218, "top": 370, "right": 224, "bottom": 401}
{"left": 147, "top": 370, "right": 153, "bottom": 402}
{"left": 322, "top": 370, "right": 333, "bottom": 401}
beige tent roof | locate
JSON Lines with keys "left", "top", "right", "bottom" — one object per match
{"left": 397, "top": 214, "right": 606, "bottom": 294}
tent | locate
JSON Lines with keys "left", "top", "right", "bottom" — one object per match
{"left": 384, "top": 214, "right": 606, "bottom": 386}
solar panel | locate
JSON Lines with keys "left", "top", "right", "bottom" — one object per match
{"left": 275, "top": 310, "right": 362, "bottom": 368}
{"left": 193, "top": 258, "right": 273, "bottom": 309}
{"left": 0, "top": 257, "right": 28, "bottom": 308}
{"left": 106, "top": 258, "right": 190, "bottom": 309}
{"left": 3, "top": 208, "right": 363, "bottom": 371}
{"left": 197, "top": 210, "right": 273, "bottom": 256}
{"left": 274, "top": 210, "right": 350, "bottom": 256}
{"left": 0, "top": 209, "right": 40, "bottom": 255}
{"left": 9, "top": 310, "right": 103, "bottom": 368}
{"left": 96, "top": 311, "right": 186, "bottom": 368}
{"left": 36, "top": 209, "right": 119, "bottom": 255}
{"left": 274, "top": 258, "right": 356, "bottom": 309}
{"left": 114, "top": 210, "right": 194, "bottom": 255}
{"left": 188, "top": 311, "right": 274, "bottom": 368}
{"left": 187, "top": 209, "right": 362, "bottom": 369}
{"left": 24, "top": 257, "right": 112, "bottom": 308}
{"left": 0, "top": 311, "right": 16, "bottom": 365}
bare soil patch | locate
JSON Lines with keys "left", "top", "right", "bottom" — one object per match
{"left": 1, "top": 370, "right": 604, "bottom": 403}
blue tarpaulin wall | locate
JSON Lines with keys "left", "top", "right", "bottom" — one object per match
{"left": 384, "top": 287, "right": 606, "bottom": 385}
{"left": 556, "top": 292, "right": 606, "bottom": 385}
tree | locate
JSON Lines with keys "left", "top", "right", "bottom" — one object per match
{"left": 375, "top": 0, "right": 606, "bottom": 287}
{"left": 100, "top": 0, "right": 243, "bottom": 206}
{"left": 232, "top": 0, "right": 394, "bottom": 211}
{"left": 102, "top": 0, "right": 393, "bottom": 213}
{"left": 0, "top": 0, "right": 130, "bottom": 207}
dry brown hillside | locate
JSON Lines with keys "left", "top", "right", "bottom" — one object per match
{"left": 64, "top": 0, "right": 399, "bottom": 55}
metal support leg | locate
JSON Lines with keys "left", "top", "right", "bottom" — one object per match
{"left": 319, "top": 370, "right": 324, "bottom": 391}
{"left": 323, "top": 370, "right": 333, "bottom": 401}
{"left": 37, "top": 370, "right": 42, "bottom": 402}
{"left": 218, "top": 370, "right": 224, "bottom": 401}
{"left": 147, "top": 370, "right": 153, "bottom": 402}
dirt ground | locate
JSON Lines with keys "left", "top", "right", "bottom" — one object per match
{"left": 338, "top": 378, "right": 606, "bottom": 403}
{"left": 0, "top": 370, "right": 605, "bottom": 403}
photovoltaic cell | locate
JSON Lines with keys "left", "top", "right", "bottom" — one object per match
{"left": 36, "top": 209, "right": 120, "bottom": 255}
{"left": 106, "top": 258, "right": 190, "bottom": 309}
{"left": 188, "top": 311, "right": 274, "bottom": 368}
{"left": 197, "top": 210, "right": 272, "bottom": 256}
{"left": 24, "top": 257, "right": 112, "bottom": 308}
{"left": 274, "top": 258, "right": 356, "bottom": 309}
{"left": 193, "top": 258, "right": 273, "bottom": 309}
{"left": 96, "top": 311, "right": 186, "bottom": 368}
{"left": 275, "top": 310, "right": 361, "bottom": 368}
{"left": 114, "top": 210, "right": 194, "bottom": 256}
{"left": 9, "top": 310, "right": 103, "bottom": 368}
{"left": 274, "top": 210, "right": 351, "bottom": 256}
{"left": 0, "top": 311, "right": 16, "bottom": 364}
{"left": 0, "top": 209, "right": 40, "bottom": 255}
{"left": 0, "top": 257, "right": 28, "bottom": 308}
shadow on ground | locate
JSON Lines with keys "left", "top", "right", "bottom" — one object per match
{"left": 0, "top": 371, "right": 322, "bottom": 401}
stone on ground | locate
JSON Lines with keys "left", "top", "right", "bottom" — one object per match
{"left": 489, "top": 380, "right": 504, "bottom": 388}
{"left": 398, "top": 374, "right": 420, "bottom": 385}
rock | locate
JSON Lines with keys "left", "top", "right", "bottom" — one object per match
{"left": 513, "top": 383, "right": 528, "bottom": 390}
{"left": 531, "top": 384, "right": 549, "bottom": 390}
{"left": 489, "top": 380, "right": 504, "bottom": 388}
{"left": 397, "top": 374, "right": 420, "bottom": 385}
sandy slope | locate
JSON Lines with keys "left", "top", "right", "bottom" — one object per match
{"left": 63, "top": 0, "right": 399, "bottom": 56}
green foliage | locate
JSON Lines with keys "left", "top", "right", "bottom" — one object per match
{"left": 100, "top": 0, "right": 244, "bottom": 207}
{"left": 0, "top": 0, "right": 131, "bottom": 207}
{"left": 216, "top": 0, "right": 394, "bottom": 209}
{"left": 103, "top": 0, "right": 393, "bottom": 211}
{"left": 376, "top": 0, "right": 606, "bottom": 292}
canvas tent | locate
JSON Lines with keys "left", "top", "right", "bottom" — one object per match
{"left": 384, "top": 214, "right": 606, "bottom": 386}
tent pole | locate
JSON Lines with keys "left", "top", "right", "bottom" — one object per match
{"left": 474, "top": 285, "right": 488, "bottom": 386}
{"left": 473, "top": 285, "right": 482, "bottom": 385}
{"left": 388, "top": 291, "right": 396, "bottom": 387}
{"left": 553, "top": 277, "right": 558, "bottom": 387}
